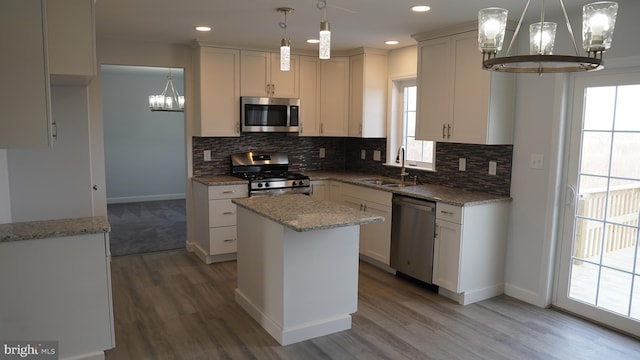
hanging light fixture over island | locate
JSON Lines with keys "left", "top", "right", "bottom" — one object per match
{"left": 148, "top": 68, "right": 185, "bottom": 112}
{"left": 478, "top": 1, "right": 618, "bottom": 74}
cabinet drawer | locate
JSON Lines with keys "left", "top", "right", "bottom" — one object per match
{"left": 208, "top": 184, "right": 248, "bottom": 199}
{"left": 436, "top": 203, "right": 463, "bottom": 224}
{"left": 209, "top": 226, "right": 237, "bottom": 255}
{"left": 342, "top": 183, "right": 392, "bottom": 206}
{"left": 209, "top": 199, "right": 237, "bottom": 227}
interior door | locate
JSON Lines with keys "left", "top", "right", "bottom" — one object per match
{"left": 555, "top": 70, "right": 640, "bottom": 337}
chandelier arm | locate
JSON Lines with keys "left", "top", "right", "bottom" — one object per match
{"left": 161, "top": 78, "right": 170, "bottom": 97}
{"left": 559, "top": 0, "right": 581, "bottom": 56}
{"left": 506, "top": 0, "right": 531, "bottom": 56}
{"left": 168, "top": 78, "right": 181, "bottom": 102}
{"left": 538, "top": 0, "right": 545, "bottom": 55}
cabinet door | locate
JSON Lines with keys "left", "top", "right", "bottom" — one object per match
{"left": 310, "top": 181, "right": 328, "bottom": 200}
{"left": 433, "top": 218, "right": 462, "bottom": 292}
{"left": 415, "top": 37, "right": 451, "bottom": 142}
{"left": 349, "top": 54, "right": 365, "bottom": 137}
{"left": 194, "top": 47, "right": 240, "bottom": 137}
{"left": 240, "top": 50, "right": 270, "bottom": 97}
{"left": 0, "top": 0, "right": 52, "bottom": 148}
{"left": 319, "top": 57, "right": 350, "bottom": 136}
{"left": 299, "top": 56, "right": 320, "bottom": 136}
{"left": 349, "top": 53, "right": 387, "bottom": 138}
{"left": 47, "top": 0, "right": 96, "bottom": 84}
{"left": 450, "top": 32, "right": 491, "bottom": 144}
{"left": 270, "top": 53, "right": 299, "bottom": 98}
{"left": 361, "top": 201, "right": 392, "bottom": 265}
{"left": 329, "top": 181, "right": 343, "bottom": 203}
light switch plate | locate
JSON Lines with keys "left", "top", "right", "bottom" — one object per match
{"left": 319, "top": 148, "right": 326, "bottom": 158}
{"left": 489, "top": 161, "right": 497, "bottom": 175}
{"left": 459, "top": 158, "right": 466, "bottom": 171}
{"left": 204, "top": 150, "right": 212, "bottom": 162}
{"left": 361, "top": 149, "right": 366, "bottom": 160}
{"left": 373, "top": 150, "right": 381, "bottom": 162}
{"left": 530, "top": 153, "right": 544, "bottom": 169}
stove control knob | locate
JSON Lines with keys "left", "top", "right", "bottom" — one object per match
{"left": 257, "top": 183, "right": 263, "bottom": 188}
{"left": 292, "top": 181, "right": 298, "bottom": 186}
{"left": 265, "top": 182, "right": 270, "bottom": 188}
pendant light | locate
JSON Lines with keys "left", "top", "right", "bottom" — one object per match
{"left": 317, "top": 0, "right": 331, "bottom": 59}
{"left": 277, "top": 7, "right": 293, "bottom": 71}
{"left": 478, "top": 1, "right": 618, "bottom": 74}
{"left": 148, "top": 68, "right": 184, "bottom": 112}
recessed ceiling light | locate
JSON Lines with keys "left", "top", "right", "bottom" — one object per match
{"left": 385, "top": 40, "right": 399, "bottom": 45}
{"left": 194, "top": 26, "right": 211, "bottom": 32}
{"left": 411, "top": 5, "right": 431, "bottom": 13}
{"left": 307, "top": 39, "right": 320, "bottom": 44}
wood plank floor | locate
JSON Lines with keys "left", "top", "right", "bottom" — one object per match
{"left": 105, "top": 250, "right": 640, "bottom": 359}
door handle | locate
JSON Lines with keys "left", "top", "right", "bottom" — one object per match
{"left": 566, "top": 184, "right": 576, "bottom": 206}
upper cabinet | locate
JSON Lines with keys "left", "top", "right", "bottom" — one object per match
{"left": 319, "top": 57, "right": 350, "bottom": 136}
{"left": 193, "top": 45, "right": 241, "bottom": 137}
{"left": 240, "top": 51, "right": 299, "bottom": 98}
{"left": 47, "top": 0, "right": 96, "bottom": 85}
{"left": 298, "top": 56, "right": 321, "bottom": 136}
{"left": 414, "top": 29, "right": 515, "bottom": 145}
{"left": 349, "top": 51, "right": 388, "bottom": 138}
{"left": 1, "top": 0, "right": 52, "bottom": 148}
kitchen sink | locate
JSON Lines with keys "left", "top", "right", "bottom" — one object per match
{"left": 356, "top": 178, "right": 403, "bottom": 187}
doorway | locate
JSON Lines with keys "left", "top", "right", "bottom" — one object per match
{"left": 556, "top": 70, "right": 640, "bottom": 337}
{"left": 101, "top": 65, "right": 187, "bottom": 256}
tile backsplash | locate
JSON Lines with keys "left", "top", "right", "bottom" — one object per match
{"left": 193, "top": 134, "right": 513, "bottom": 196}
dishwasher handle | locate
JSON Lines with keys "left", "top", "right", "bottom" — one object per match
{"left": 392, "top": 196, "right": 436, "bottom": 212}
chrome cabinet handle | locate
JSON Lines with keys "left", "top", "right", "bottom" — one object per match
{"left": 223, "top": 238, "right": 236, "bottom": 243}
{"left": 223, "top": 211, "right": 234, "bottom": 215}
{"left": 442, "top": 124, "right": 446, "bottom": 139}
{"left": 440, "top": 210, "right": 454, "bottom": 215}
{"left": 320, "top": 123, "right": 324, "bottom": 134}
{"left": 222, "top": 190, "right": 235, "bottom": 194}
{"left": 52, "top": 120, "right": 58, "bottom": 141}
{"left": 447, "top": 124, "right": 451, "bottom": 139}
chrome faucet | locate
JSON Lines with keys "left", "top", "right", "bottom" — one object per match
{"left": 396, "top": 146, "right": 409, "bottom": 185}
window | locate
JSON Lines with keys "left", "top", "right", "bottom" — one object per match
{"left": 388, "top": 79, "right": 434, "bottom": 170}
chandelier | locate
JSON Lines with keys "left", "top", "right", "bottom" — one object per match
{"left": 478, "top": 1, "right": 618, "bottom": 74}
{"left": 148, "top": 68, "right": 185, "bottom": 112}
{"left": 317, "top": 0, "right": 331, "bottom": 59}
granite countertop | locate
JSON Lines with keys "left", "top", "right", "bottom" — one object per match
{"left": 304, "top": 171, "right": 511, "bottom": 207}
{"left": 0, "top": 216, "right": 110, "bottom": 243}
{"left": 192, "top": 175, "right": 248, "bottom": 186}
{"left": 233, "top": 194, "right": 384, "bottom": 232}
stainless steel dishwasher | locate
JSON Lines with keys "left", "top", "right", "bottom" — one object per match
{"left": 390, "top": 195, "right": 436, "bottom": 284}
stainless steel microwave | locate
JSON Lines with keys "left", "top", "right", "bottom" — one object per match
{"left": 241, "top": 97, "right": 300, "bottom": 133}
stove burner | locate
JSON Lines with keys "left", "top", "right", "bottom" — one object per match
{"left": 230, "top": 152, "right": 311, "bottom": 196}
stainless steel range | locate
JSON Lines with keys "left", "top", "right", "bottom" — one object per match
{"left": 230, "top": 152, "right": 310, "bottom": 197}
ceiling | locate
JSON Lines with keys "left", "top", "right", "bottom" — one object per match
{"left": 95, "top": 0, "right": 587, "bottom": 53}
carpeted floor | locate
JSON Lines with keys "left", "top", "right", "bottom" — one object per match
{"left": 107, "top": 199, "right": 186, "bottom": 256}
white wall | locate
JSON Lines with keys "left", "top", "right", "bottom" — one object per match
{"left": 388, "top": 46, "right": 417, "bottom": 78}
{"left": 101, "top": 65, "right": 185, "bottom": 203}
{"left": 0, "top": 150, "right": 11, "bottom": 224}
{"left": 505, "top": 0, "right": 640, "bottom": 307}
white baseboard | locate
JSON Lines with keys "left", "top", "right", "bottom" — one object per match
{"left": 106, "top": 193, "right": 185, "bottom": 204}
{"left": 187, "top": 241, "right": 236, "bottom": 264}
{"left": 438, "top": 284, "right": 504, "bottom": 305}
{"left": 504, "top": 283, "right": 545, "bottom": 308}
{"left": 359, "top": 254, "right": 396, "bottom": 274}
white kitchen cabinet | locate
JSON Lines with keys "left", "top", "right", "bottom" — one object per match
{"left": 349, "top": 51, "right": 388, "bottom": 138}
{"left": 240, "top": 50, "right": 299, "bottom": 98}
{"left": 47, "top": 0, "right": 96, "bottom": 85}
{"left": 319, "top": 57, "right": 350, "bottom": 136}
{"left": 299, "top": 56, "right": 321, "bottom": 136}
{"left": 341, "top": 183, "right": 392, "bottom": 265}
{"left": 192, "top": 181, "right": 248, "bottom": 264}
{"left": 433, "top": 201, "right": 509, "bottom": 305}
{"left": 0, "top": 232, "right": 115, "bottom": 358}
{"left": 193, "top": 45, "right": 241, "bottom": 137}
{"left": 414, "top": 30, "right": 515, "bottom": 144}
{"left": 310, "top": 180, "right": 329, "bottom": 200}
{"left": 0, "top": 0, "right": 52, "bottom": 148}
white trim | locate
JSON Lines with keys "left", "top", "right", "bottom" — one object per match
{"left": 186, "top": 241, "right": 236, "bottom": 265}
{"left": 106, "top": 193, "right": 185, "bottom": 204}
{"left": 505, "top": 283, "right": 546, "bottom": 307}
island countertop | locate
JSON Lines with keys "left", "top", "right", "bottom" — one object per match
{"left": 232, "top": 194, "right": 384, "bottom": 232}
{"left": 0, "top": 216, "right": 111, "bottom": 243}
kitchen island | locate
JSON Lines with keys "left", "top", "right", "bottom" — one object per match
{"left": 232, "top": 194, "right": 383, "bottom": 345}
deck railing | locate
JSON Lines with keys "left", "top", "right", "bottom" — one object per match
{"left": 574, "top": 184, "right": 640, "bottom": 261}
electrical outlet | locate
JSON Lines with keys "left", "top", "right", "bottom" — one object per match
{"left": 204, "top": 150, "right": 212, "bottom": 162}
{"left": 373, "top": 150, "right": 381, "bottom": 162}
{"left": 361, "top": 149, "right": 366, "bottom": 160}
{"left": 489, "top": 161, "right": 497, "bottom": 175}
{"left": 530, "top": 153, "right": 544, "bottom": 169}
{"left": 319, "top": 148, "right": 325, "bottom": 158}
{"left": 459, "top": 158, "right": 466, "bottom": 171}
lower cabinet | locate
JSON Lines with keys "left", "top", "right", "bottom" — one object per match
{"left": 0, "top": 233, "right": 115, "bottom": 359}
{"left": 192, "top": 181, "right": 248, "bottom": 264}
{"left": 310, "top": 180, "right": 329, "bottom": 200}
{"left": 341, "top": 184, "right": 392, "bottom": 266}
{"left": 433, "top": 201, "right": 509, "bottom": 305}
